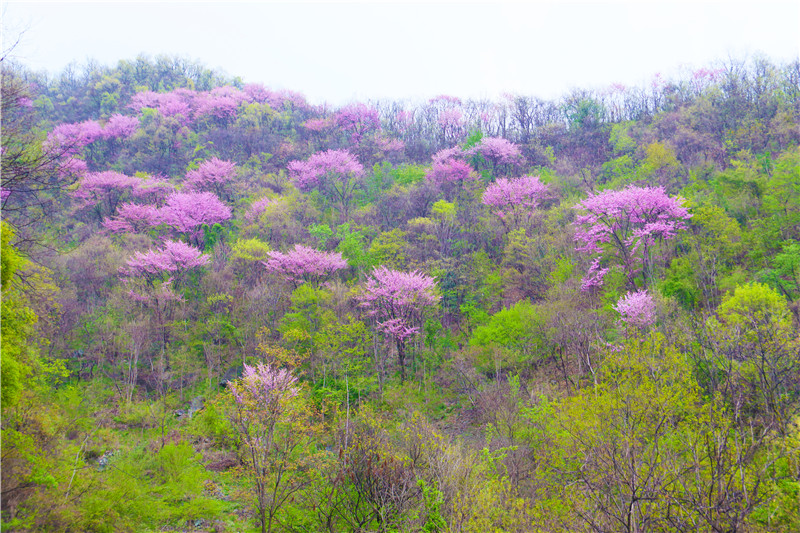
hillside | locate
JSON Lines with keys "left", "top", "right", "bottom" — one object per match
{"left": 2, "top": 54, "right": 800, "bottom": 532}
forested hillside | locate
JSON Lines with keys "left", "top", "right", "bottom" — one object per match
{"left": 2, "top": 54, "right": 800, "bottom": 532}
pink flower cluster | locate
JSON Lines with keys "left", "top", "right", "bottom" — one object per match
{"left": 184, "top": 157, "right": 236, "bottom": 191}
{"left": 573, "top": 186, "right": 691, "bottom": 290}
{"left": 130, "top": 85, "right": 312, "bottom": 124}
{"left": 574, "top": 186, "right": 690, "bottom": 255}
{"left": 122, "top": 239, "right": 209, "bottom": 277}
{"left": 482, "top": 175, "right": 548, "bottom": 221}
{"left": 159, "top": 191, "right": 232, "bottom": 237}
{"left": 71, "top": 171, "right": 142, "bottom": 201}
{"left": 358, "top": 266, "right": 439, "bottom": 342}
{"left": 229, "top": 363, "right": 298, "bottom": 411}
{"left": 46, "top": 115, "right": 139, "bottom": 155}
{"left": 465, "top": 137, "right": 523, "bottom": 167}
{"left": 262, "top": 244, "right": 347, "bottom": 285}
{"left": 334, "top": 102, "right": 381, "bottom": 143}
{"left": 613, "top": 290, "right": 657, "bottom": 328}
{"left": 425, "top": 147, "right": 472, "bottom": 185}
{"left": 287, "top": 150, "right": 364, "bottom": 192}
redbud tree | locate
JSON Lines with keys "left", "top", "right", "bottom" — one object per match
{"left": 465, "top": 136, "right": 524, "bottom": 178}
{"left": 482, "top": 175, "right": 549, "bottom": 230}
{"left": 287, "top": 150, "right": 364, "bottom": 221}
{"left": 613, "top": 290, "right": 657, "bottom": 334}
{"left": 184, "top": 157, "right": 236, "bottom": 197}
{"left": 228, "top": 363, "right": 303, "bottom": 533}
{"left": 159, "top": 191, "right": 232, "bottom": 247}
{"left": 358, "top": 267, "right": 439, "bottom": 382}
{"left": 573, "top": 186, "right": 690, "bottom": 291}
{"left": 262, "top": 244, "right": 347, "bottom": 287}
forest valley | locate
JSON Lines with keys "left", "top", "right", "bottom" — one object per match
{"left": 1, "top": 54, "right": 800, "bottom": 533}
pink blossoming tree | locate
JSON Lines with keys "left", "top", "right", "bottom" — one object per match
{"left": 183, "top": 157, "right": 236, "bottom": 197}
{"left": 262, "top": 244, "right": 347, "bottom": 287}
{"left": 613, "top": 290, "right": 657, "bottom": 332}
{"left": 103, "top": 202, "right": 161, "bottom": 234}
{"left": 158, "top": 191, "right": 231, "bottom": 247}
{"left": 573, "top": 186, "right": 691, "bottom": 291}
{"left": 334, "top": 102, "right": 381, "bottom": 144}
{"left": 287, "top": 150, "right": 364, "bottom": 221}
{"left": 228, "top": 363, "right": 302, "bottom": 533}
{"left": 358, "top": 267, "right": 439, "bottom": 382}
{"left": 71, "top": 171, "right": 143, "bottom": 219}
{"left": 482, "top": 175, "right": 549, "bottom": 229}
{"left": 465, "top": 137, "right": 524, "bottom": 178}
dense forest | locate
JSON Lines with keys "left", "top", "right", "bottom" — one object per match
{"left": 1, "top": 53, "right": 799, "bottom": 532}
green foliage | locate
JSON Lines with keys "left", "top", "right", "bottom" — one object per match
{"left": 469, "top": 300, "right": 549, "bottom": 374}
{"left": 391, "top": 163, "right": 428, "bottom": 186}
{"left": 308, "top": 223, "right": 334, "bottom": 247}
{"left": 368, "top": 228, "right": 409, "bottom": 270}
{"left": 1, "top": 222, "right": 39, "bottom": 408}
{"left": 335, "top": 222, "right": 373, "bottom": 271}
{"left": 609, "top": 121, "right": 637, "bottom": 154}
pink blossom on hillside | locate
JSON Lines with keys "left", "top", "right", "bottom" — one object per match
{"left": 45, "top": 120, "right": 104, "bottom": 155}
{"left": 302, "top": 118, "right": 331, "bottom": 132}
{"left": 123, "top": 239, "right": 209, "bottom": 278}
{"left": 437, "top": 108, "right": 464, "bottom": 130}
{"left": 56, "top": 157, "right": 88, "bottom": 180}
{"left": 71, "top": 171, "right": 141, "bottom": 202}
{"left": 396, "top": 110, "right": 414, "bottom": 132}
{"left": 287, "top": 150, "right": 364, "bottom": 191}
{"left": 358, "top": 266, "right": 439, "bottom": 381}
{"left": 334, "top": 102, "right": 381, "bottom": 143}
{"left": 287, "top": 150, "right": 364, "bottom": 219}
{"left": 130, "top": 175, "right": 175, "bottom": 202}
{"left": 242, "top": 83, "right": 271, "bottom": 104}
{"left": 574, "top": 186, "right": 691, "bottom": 290}
{"left": 482, "top": 175, "right": 548, "bottom": 227}
{"left": 359, "top": 268, "right": 440, "bottom": 334}
{"left": 129, "top": 90, "right": 192, "bottom": 119}
{"left": 101, "top": 114, "right": 139, "bottom": 139}
{"left": 425, "top": 158, "right": 473, "bottom": 186}
{"left": 159, "top": 191, "right": 232, "bottom": 242}
{"left": 194, "top": 86, "right": 251, "bottom": 120}
{"left": 614, "top": 290, "right": 657, "bottom": 329}
{"left": 431, "top": 147, "right": 464, "bottom": 165}
{"left": 184, "top": 157, "right": 236, "bottom": 192}
{"left": 228, "top": 362, "right": 299, "bottom": 411}
{"left": 466, "top": 137, "right": 524, "bottom": 168}
{"left": 262, "top": 244, "right": 347, "bottom": 286}
{"left": 1, "top": 187, "right": 10, "bottom": 201}
{"left": 103, "top": 203, "right": 161, "bottom": 233}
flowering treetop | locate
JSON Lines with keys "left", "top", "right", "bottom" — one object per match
{"left": 613, "top": 290, "right": 657, "bottom": 329}
{"left": 287, "top": 150, "right": 364, "bottom": 192}
{"left": 159, "top": 191, "right": 232, "bottom": 243}
{"left": 101, "top": 114, "right": 140, "bottom": 140}
{"left": 466, "top": 137, "right": 524, "bottom": 168}
{"left": 287, "top": 150, "right": 364, "bottom": 219}
{"left": 262, "top": 244, "right": 347, "bottom": 286}
{"left": 184, "top": 157, "right": 236, "bottom": 193}
{"left": 334, "top": 102, "right": 381, "bottom": 143}
{"left": 573, "top": 185, "right": 691, "bottom": 290}
{"left": 228, "top": 362, "right": 299, "bottom": 414}
{"left": 359, "top": 266, "right": 439, "bottom": 342}
{"left": 103, "top": 202, "right": 161, "bottom": 234}
{"left": 482, "top": 175, "right": 549, "bottom": 227}
{"left": 122, "top": 239, "right": 209, "bottom": 279}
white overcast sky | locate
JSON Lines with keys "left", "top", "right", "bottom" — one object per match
{"left": 3, "top": 1, "right": 799, "bottom": 106}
